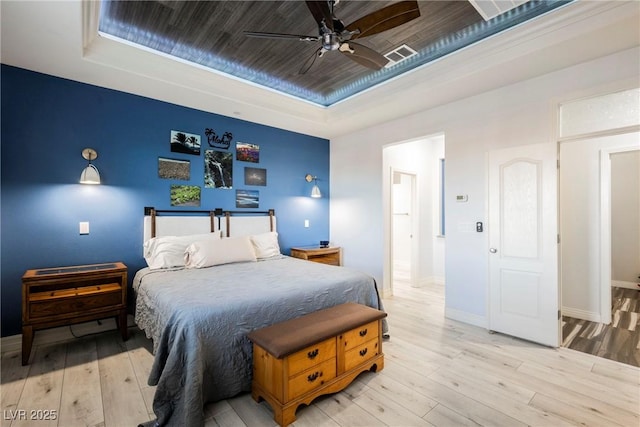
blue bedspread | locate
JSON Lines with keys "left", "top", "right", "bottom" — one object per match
{"left": 133, "top": 256, "right": 385, "bottom": 426}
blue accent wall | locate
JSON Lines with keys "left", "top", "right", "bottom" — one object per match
{"left": 0, "top": 65, "right": 330, "bottom": 337}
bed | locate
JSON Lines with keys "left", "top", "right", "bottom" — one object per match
{"left": 133, "top": 208, "right": 386, "bottom": 427}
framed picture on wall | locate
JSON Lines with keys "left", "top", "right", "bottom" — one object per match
{"left": 170, "top": 130, "right": 201, "bottom": 156}
{"left": 236, "top": 142, "right": 259, "bottom": 163}
{"left": 236, "top": 189, "right": 259, "bottom": 208}
{"left": 244, "top": 167, "right": 266, "bottom": 186}
{"left": 170, "top": 185, "right": 201, "bottom": 207}
{"left": 158, "top": 157, "right": 190, "bottom": 180}
{"left": 204, "top": 150, "right": 233, "bottom": 189}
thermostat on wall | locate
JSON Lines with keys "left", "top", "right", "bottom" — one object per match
{"left": 456, "top": 195, "right": 468, "bottom": 202}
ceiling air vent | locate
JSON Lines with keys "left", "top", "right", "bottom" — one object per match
{"left": 384, "top": 44, "right": 418, "bottom": 68}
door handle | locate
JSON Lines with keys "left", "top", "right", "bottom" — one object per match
{"left": 489, "top": 248, "right": 498, "bottom": 253}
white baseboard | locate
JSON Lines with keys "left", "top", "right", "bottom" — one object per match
{"left": 445, "top": 307, "right": 488, "bottom": 329}
{"left": 0, "top": 316, "right": 135, "bottom": 354}
{"left": 561, "top": 307, "right": 602, "bottom": 323}
{"left": 612, "top": 280, "right": 639, "bottom": 290}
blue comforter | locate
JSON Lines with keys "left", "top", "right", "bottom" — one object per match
{"left": 133, "top": 256, "right": 385, "bottom": 426}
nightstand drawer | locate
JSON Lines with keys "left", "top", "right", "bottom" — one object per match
{"left": 288, "top": 338, "right": 336, "bottom": 377}
{"left": 29, "top": 290, "right": 122, "bottom": 319}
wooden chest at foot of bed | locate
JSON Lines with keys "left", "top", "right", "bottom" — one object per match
{"left": 247, "top": 303, "right": 387, "bottom": 427}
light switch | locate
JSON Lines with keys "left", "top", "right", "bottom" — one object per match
{"left": 304, "top": 219, "right": 310, "bottom": 228}
{"left": 79, "top": 222, "right": 90, "bottom": 235}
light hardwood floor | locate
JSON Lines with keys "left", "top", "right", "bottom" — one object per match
{"left": 2, "top": 280, "right": 639, "bottom": 427}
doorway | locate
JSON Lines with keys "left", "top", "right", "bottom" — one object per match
{"left": 382, "top": 134, "right": 445, "bottom": 296}
{"left": 560, "top": 138, "right": 640, "bottom": 366}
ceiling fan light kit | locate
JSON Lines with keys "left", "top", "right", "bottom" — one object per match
{"left": 244, "top": 0, "right": 421, "bottom": 74}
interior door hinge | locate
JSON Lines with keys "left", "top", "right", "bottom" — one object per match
{"left": 558, "top": 310, "right": 561, "bottom": 320}
{"left": 557, "top": 159, "right": 560, "bottom": 169}
{"left": 557, "top": 234, "right": 560, "bottom": 244}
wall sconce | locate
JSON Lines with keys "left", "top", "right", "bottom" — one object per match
{"left": 80, "top": 148, "right": 101, "bottom": 184}
{"left": 305, "top": 173, "right": 321, "bottom": 198}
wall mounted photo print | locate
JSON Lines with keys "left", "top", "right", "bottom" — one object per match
{"left": 244, "top": 167, "right": 267, "bottom": 186}
{"left": 170, "top": 130, "right": 201, "bottom": 156}
{"left": 236, "top": 190, "right": 259, "bottom": 208}
{"left": 170, "top": 185, "right": 201, "bottom": 207}
{"left": 236, "top": 142, "right": 259, "bottom": 163}
{"left": 158, "top": 157, "right": 190, "bottom": 180}
{"left": 204, "top": 150, "right": 233, "bottom": 189}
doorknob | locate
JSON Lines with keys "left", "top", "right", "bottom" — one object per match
{"left": 489, "top": 248, "right": 498, "bottom": 253}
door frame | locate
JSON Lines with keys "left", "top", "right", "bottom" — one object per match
{"left": 599, "top": 144, "right": 640, "bottom": 323}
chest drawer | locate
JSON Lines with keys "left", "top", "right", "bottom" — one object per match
{"left": 287, "top": 357, "right": 336, "bottom": 400}
{"left": 344, "top": 338, "right": 379, "bottom": 372}
{"left": 287, "top": 338, "right": 336, "bottom": 377}
{"left": 341, "top": 320, "right": 379, "bottom": 351}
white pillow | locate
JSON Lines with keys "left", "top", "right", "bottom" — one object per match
{"left": 250, "top": 232, "right": 281, "bottom": 259}
{"left": 184, "top": 236, "right": 257, "bottom": 268}
{"left": 144, "top": 232, "right": 220, "bottom": 269}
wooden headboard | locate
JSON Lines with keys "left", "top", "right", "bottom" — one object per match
{"left": 143, "top": 207, "right": 276, "bottom": 242}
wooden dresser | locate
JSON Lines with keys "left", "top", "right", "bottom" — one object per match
{"left": 21, "top": 262, "right": 128, "bottom": 365}
{"left": 290, "top": 246, "right": 342, "bottom": 266}
{"left": 248, "top": 303, "right": 386, "bottom": 427}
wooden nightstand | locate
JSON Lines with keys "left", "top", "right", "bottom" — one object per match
{"left": 290, "top": 246, "right": 342, "bottom": 266}
{"left": 21, "top": 262, "right": 128, "bottom": 365}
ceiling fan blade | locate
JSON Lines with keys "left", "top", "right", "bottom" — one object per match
{"left": 299, "top": 47, "right": 324, "bottom": 75}
{"left": 346, "top": 1, "right": 420, "bottom": 40}
{"left": 339, "top": 42, "right": 389, "bottom": 70}
{"left": 244, "top": 31, "right": 319, "bottom": 42}
{"left": 305, "top": 1, "right": 334, "bottom": 31}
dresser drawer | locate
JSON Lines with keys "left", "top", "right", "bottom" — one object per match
{"left": 288, "top": 338, "right": 336, "bottom": 377}
{"left": 342, "top": 320, "right": 379, "bottom": 351}
{"left": 29, "top": 291, "right": 122, "bottom": 319}
{"left": 287, "top": 358, "right": 336, "bottom": 400}
{"left": 344, "top": 339, "right": 379, "bottom": 372}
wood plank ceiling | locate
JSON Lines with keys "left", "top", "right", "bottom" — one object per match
{"left": 99, "top": 1, "right": 569, "bottom": 105}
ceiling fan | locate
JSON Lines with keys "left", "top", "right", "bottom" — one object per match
{"left": 244, "top": 1, "right": 421, "bottom": 74}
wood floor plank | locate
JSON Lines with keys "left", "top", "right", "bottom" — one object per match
{"left": 529, "top": 393, "right": 627, "bottom": 427}
{"left": 0, "top": 350, "right": 30, "bottom": 426}
{"left": 11, "top": 344, "right": 66, "bottom": 427}
{"left": 205, "top": 400, "right": 247, "bottom": 427}
{"left": 351, "top": 386, "right": 434, "bottom": 426}
{"left": 57, "top": 338, "right": 103, "bottom": 427}
{"left": 226, "top": 393, "right": 277, "bottom": 427}
{"left": 95, "top": 333, "right": 149, "bottom": 427}
{"left": 423, "top": 403, "right": 485, "bottom": 427}
{"left": 314, "top": 391, "right": 386, "bottom": 426}
{"left": 361, "top": 368, "right": 438, "bottom": 417}
{"left": 427, "top": 366, "right": 572, "bottom": 427}
{"left": 381, "top": 359, "right": 527, "bottom": 427}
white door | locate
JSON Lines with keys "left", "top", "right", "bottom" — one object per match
{"left": 488, "top": 142, "right": 559, "bottom": 347}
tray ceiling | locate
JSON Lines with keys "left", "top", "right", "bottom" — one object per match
{"left": 98, "top": 0, "right": 572, "bottom": 106}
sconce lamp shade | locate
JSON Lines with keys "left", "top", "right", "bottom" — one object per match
{"left": 311, "top": 183, "right": 321, "bottom": 198}
{"left": 305, "top": 173, "right": 321, "bottom": 198}
{"left": 80, "top": 164, "right": 101, "bottom": 184}
{"left": 80, "top": 148, "right": 101, "bottom": 184}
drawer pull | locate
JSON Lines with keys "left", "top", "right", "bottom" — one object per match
{"left": 307, "top": 371, "right": 322, "bottom": 382}
{"left": 359, "top": 348, "right": 368, "bottom": 357}
{"left": 307, "top": 349, "right": 319, "bottom": 359}
{"left": 359, "top": 328, "right": 368, "bottom": 337}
